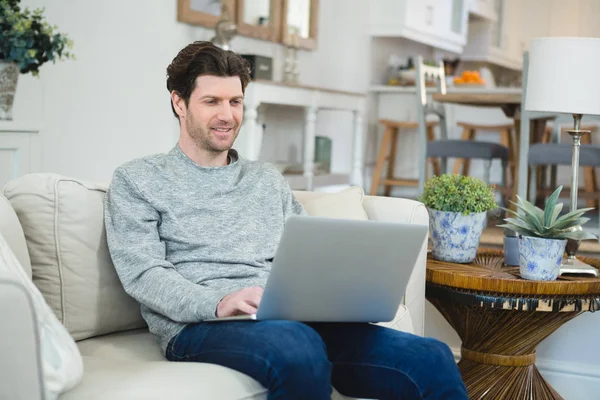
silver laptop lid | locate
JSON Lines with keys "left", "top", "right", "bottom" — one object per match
{"left": 257, "top": 215, "right": 428, "bottom": 323}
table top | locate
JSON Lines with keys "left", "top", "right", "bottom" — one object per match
{"left": 431, "top": 92, "right": 522, "bottom": 107}
{"left": 426, "top": 248, "right": 600, "bottom": 296}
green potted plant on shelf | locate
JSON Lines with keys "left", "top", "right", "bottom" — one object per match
{"left": 0, "top": 0, "right": 74, "bottom": 120}
{"left": 498, "top": 186, "right": 597, "bottom": 281}
{"left": 419, "top": 174, "right": 497, "bottom": 263}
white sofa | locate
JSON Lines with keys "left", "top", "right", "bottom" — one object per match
{"left": 0, "top": 173, "right": 429, "bottom": 400}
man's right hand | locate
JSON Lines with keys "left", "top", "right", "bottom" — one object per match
{"left": 216, "top": 286, "right": 264, "bottom": 318}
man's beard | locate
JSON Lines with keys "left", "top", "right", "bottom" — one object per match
{"left": 186, "top": 114, "right": 239, "bottom": 153}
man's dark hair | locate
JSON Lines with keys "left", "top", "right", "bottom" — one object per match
{"left": 166, "top": 41, "right": 251, "bottom": 118}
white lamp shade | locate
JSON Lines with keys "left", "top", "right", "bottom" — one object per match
{"left": 526, "top": 37, "right": 600, "bottom": 115}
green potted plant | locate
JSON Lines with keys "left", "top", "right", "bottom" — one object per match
{"left": 498, "top": 186, "right": 597, "bottom": 281}
{"left": 0, "top": 0, "right": 74, "bottom": 120}
{"left": 419, "top": 174, "right": 497, "bottom": 263}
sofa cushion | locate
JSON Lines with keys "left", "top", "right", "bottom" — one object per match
{"left": 74, "top": 329, "right": 361, "bottom": 400}
{"left": 0, "top": 232, "right": 84, "bottom": 399}
{"left": 77, "top": 329, "right": 165, "bottom": 362}
{"left": 60, "top": 356, "right": 268, "bottom": 400}
{"left": 294, "top": 186, "right": 368, "bottom": 220}
{"left": 4, "top": 174, "right": 146, "bottom": 341}
{"left": 0, "top": 194, "right": 32, "bottom": 278}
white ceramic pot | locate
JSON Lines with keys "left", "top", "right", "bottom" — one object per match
{"left": 517, "top": 235, "right": 567, "bottom": 281}
{"left": 428, "top": 209, "right": 487, "bottom": 264}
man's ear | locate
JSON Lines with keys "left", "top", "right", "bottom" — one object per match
{"left": 171, "top": 91, "right": 186, "bottom": 118}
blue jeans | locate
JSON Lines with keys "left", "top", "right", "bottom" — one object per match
{"left": 166, "top": 321, "right": 467, "bottom": 400}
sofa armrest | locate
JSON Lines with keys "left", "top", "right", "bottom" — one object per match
{"left": 362, "top": 196, "right": 429, "bottom": 336}
{"left": 0, "top": 274, "right": 44, "bottom": 400}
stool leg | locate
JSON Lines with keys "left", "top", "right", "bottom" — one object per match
{"left": 453, "top": 126, "right": 472, "bottom": 175}
{"left": 500, "top": 128, "right": 515, "bottom": 186}
{"left": 384, "top": 128, "right": 399, "bottom": 196}
{"left": 369, "top": 126, "right": 392, "bottom": 196}
{"left": 550, "top": 165, "right": 558, "bottom": 193}
{"left": 462, "top": 129, "right": 476, "bottom": 176}
{"left": 529, "top": 166, "right": 538, "bottom": 203}
{"left": 483, "top": 159, "right": 492, "bottom": 184}
{"left": 441, "top": 157, "right": 448, "bottom": 175}
{"left": 426, "top": 125, "right": 441, "bottom": 176}
{"left": 501, "top": 159, "right": 509, "bottom": 207}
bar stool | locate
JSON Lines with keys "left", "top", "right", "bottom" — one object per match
{"left": 370, "top": 119, "right": 439, "bottom": 196}
{"left": 453, "top": 122, "right": 516, "bottom": 185}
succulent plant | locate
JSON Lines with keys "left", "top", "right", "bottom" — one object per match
{"left": 498, "top": 186, "right": 598, "bottom": 241}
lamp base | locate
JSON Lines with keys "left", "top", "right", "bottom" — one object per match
{"left": 560, "top": 256, "right": 599, "bottom": 277}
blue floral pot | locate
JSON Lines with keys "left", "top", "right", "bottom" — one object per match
{"left": 518, "top": 235, "right": 566, "bottom": 281}
{"left": 428, "top": 209, "right": 487, "bottom": 264}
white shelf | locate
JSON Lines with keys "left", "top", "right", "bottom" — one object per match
{"left": 0, "top": 120, "right": 42, "bottom": 133}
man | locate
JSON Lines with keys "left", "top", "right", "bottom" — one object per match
{"left": 104, "top": 41, "right": 468, "bottom": 399}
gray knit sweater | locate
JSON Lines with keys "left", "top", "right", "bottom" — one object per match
{"left": 104, "top": 145, "right": 306, "bottom": 354}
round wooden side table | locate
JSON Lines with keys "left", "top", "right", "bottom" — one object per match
{"left": 426, "top": 248, "right": 600, "bottom": 400}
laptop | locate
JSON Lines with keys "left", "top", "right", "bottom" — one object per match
{"left": 204, "top": 215, "right": 428, "bottom": 323}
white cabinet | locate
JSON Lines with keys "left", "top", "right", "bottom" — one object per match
{"left": 468, "top": 0, "right": 498, "bottom": 21}
{"left": 0, "top": 121, "right": 41, "bottom": 188}
{"left": 369, "top": 0, "right": 469, "bottom": 54}
{"left": 461, "top": 0, "right": 523, "bottom": 70}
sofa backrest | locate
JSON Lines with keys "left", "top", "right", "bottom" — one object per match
{"left": 3, "top": 174, "right": 147, "bottom": 341}
{"left": 3, "top": 173, "right": 371, "bottom": 342}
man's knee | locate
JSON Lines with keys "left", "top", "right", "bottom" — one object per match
{"left": 422, "top": 337, "right": 456, "bottom": 366}
{"left": 267, "top": 321, "right": 329, "bottom": 367}
{"left": 264, "top": 321, "right": 332, "bottom": 398}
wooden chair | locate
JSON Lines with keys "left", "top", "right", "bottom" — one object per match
{"left": 414, "top": 56, "right": 510, "bottom": 196}
{"left": 370, "top": 120, "right": 439, "bottom": 196}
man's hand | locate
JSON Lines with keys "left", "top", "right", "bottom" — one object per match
{"left": 216, "top": 286, "right": 264, "bottom": 318}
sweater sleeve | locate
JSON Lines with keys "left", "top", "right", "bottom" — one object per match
{"left": 282, "top": 180, "right": 307, "bottom": 219}
{"left": 104, "top": 168, "right": 231, "bottom": 322}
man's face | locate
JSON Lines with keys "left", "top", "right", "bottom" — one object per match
{"left": 182, "top": 75, "right": 244, "bottom": 153}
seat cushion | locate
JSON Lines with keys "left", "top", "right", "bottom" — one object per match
{"left": 74, "top": 330, "right": 267, "bottom": 399}
{"left": 427, "top": 140, "right": 509, "bottom": 160}
{"left": 59, "top": 356, "right": 268, "bottom": 400}
{"left": 73, "top": 329, "right": 371, "bottom": 400}
{"left": 528, "top": 143, "right": 600, "bottom": 166}
{"left": 3, "top": 174, "right": 147, "bottom": 341}
{"left": 76, "top": 329, "right": 165, "bottom": 362}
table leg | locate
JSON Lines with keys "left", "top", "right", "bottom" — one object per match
{"left": 427, "top": 286, "right": 580, "bottom": 400}
{"left": 352, "top": 110, "right": 365, "bottom": 189}
{"left": 511, "top": 116, "right": 522, "bottom": 210}
{"left": 238, "top": 103, "right": 263, "bottom": 161}
{"left": 303, "top": 106, "right": 318, "bottom": 191}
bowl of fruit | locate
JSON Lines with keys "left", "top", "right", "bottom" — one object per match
{"left": 453, "top": 70, "right": 486, "bottom": 87}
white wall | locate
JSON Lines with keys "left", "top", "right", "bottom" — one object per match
{"left": 14, "top": 0, "right": 368, "bottom": 182}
